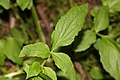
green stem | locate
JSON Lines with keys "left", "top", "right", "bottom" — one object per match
{"left": 96, "top": 33, "right": 106, "bottom": 38}
{"left": 0, "top": 70, "right": 24, "bottom": 79}
{"left": 41, "top": 60, "right": 47, "bottom": 66}
{"left": 31, "top": 5, "right": 45, "bottom": 42}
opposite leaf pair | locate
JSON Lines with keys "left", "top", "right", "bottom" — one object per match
{"left": 19, "top": 4, "right": 88, "bottom": 80}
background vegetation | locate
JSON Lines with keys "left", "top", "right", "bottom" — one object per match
{"left": 0, "top": 0, "right": 120, "bottom": 80}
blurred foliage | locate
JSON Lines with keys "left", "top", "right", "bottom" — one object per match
{"left": 0, "top": 0, "right": 120, "bottom": 80}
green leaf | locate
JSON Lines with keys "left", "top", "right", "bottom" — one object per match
{"left": 74, "top": 30, "right": 96, "bottom": 52}
{"left": 19, "top": 42, "right": 50, "bottom": 58}
{"left": 0, "top": 0, "right": 10, "bottom": 9}
{"left": 10, "top": 28, "right": 24, "bottom": 47}
{"left": 101, "top": 0, "right": 120, "bottom": 12}
{"left": 17, "top": 0, "right": 33, "bottom": 10}
{"left": 31, "top": 77, "right": 43, "bottom": 80}
{"left": 94, "top": 6, "right": 109, "bottom": 33}
{"left": 0, "top": 40, "right": 6, "bottom": 66}
{"left": 90, "top": 66, "right": 104, "bottom": 79}
{"left": 51, "top": 4, "right": 88, "bottom": 51}
{"left": 42, "top": 67, "right": 57, "bottom": 80}
{"left": 95, "top": 37, "right": 120, "bottom": 80}
{"left": 4, "top": 37, "right": 22, "bottom": 64}
{"left": 52, "top": 53, "right": 76, "bottom": 80}
{"left": 25, "top": 62, "right": 43, "bottom": 79}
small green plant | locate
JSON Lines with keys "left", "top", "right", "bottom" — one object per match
{"left": 19, "top": 4, "right": 88, "bottom": 80}
{"left": 0, "top": 0, "right": 120, "bottom": 80}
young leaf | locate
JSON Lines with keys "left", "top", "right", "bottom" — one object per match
{"left": 51, "top": 4, "right": 88, "bottom": 51}
{"left": 52, "top": 53, "right": 76, "bottom": 80}
{"left": 0, "top": 40, "right": 5, "bottom": 66}
{"left": 4, "top": 37, "right": 22, "bottom": 64}
{"left": 19, "top": 42, "right": 50, "bottom": 58}
{"left": 94, "top": 6, "right": 109, "bottom": 33}
{"left": 95, "top": 37, "right": 120, "bottom": 80}
{"left": 0, "top": 0, "right": 10, "bottom": 9}
{"left": 17, "top": 0, "right": 33, "bottom": 10}
{"left": 25, "top": 62, "right": 43, "bottom": 79}
{"left": 74, "top": 30, "right": 96, "bottom": 52}
{"left": 42, "top": 67, "right": 57, "bottom": 80}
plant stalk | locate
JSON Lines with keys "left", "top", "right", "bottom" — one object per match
{"left": 0, "top": 70, "right": 24, "bottom": 79}
{"left": 31, "top": 5, "right": 45, "bottom": 42}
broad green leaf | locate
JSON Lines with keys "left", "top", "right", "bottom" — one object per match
{"left": 0, "top": 40, "right": 5, "bottom": 66}
{"left": 94, "top": 6, "right": 109, "bottom": 33}
{"left": 10, "top": 28, "right": 24, "bottom": 47}
{"left": 31, "top": 77, "right": 43, "bottom": 80}
{"left": 90, "top": 67, "right": 104, "bottom": 79}
{"left": 19, "top": 42, "right": 50, "bottom": 58}
{"left": 17, "top": 0, "right": 33, "bottom": 10}
{"left": 51, "top": 4, "right": 88, "bottom": 51}
{"left": 52, "top": 53, "right": 76, "bottom": 80}
{"left": 42, "top": 67, "right": 57, "bottom": 80}
{"left": 4, "top": 37, "right": 22, "bottom": 64}
{"left": 101, "top": 0, "right": 120, "bottom": 12}
{"left": 0, "top": 0, "right": 10, "bottom": 9}
{"left": 95, "top": 37, "right": 120, "bottom": 80}
{"left": 74, "top": 30, "right": 96, "bottom": 52}
{"left": 26, "top": 62, "right": 43, "bottom": 79}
